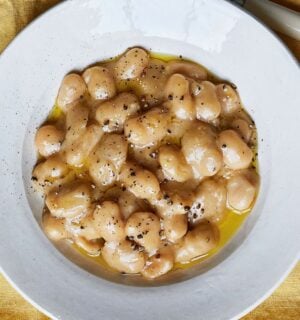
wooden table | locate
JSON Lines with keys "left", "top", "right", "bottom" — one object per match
{"left": 0, "top": 1, "right": 299, "bottom": 319}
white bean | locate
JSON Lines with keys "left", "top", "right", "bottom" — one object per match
{"left": 89, "top": 134, "right": 128, "bottom": 189}
{"left": 67, "top": 208, "right": 101, "bottom": 241}
{"left": 136, "top": 58, "right": 168, "bottom": 106}
{"left": 125, "top": 212, "right": 161, "bottom": 254}
{"left": 102, "top": 240, "right": 145, "bottom": 274}
{"left": 32, "top": 154, "right": 69, "bottom": 187}
{"left": 216, "top": 84, "right": 241, "bottom": 115}
{"left": 35, "top": 125, "right": 64, "bottom": 157}
{"left": 193, "top": 81, "right": 221, "bottom": 122}
{"left": 82, "top": 66, "right": 116, "bottom": 100}
{"left": 151, "top": 187, "right": 192, "bottom": 217}
{"left": 120, "top": 162, "right": 160, "bottom": 200}
{"left": 182, "top": 124, "right": 223, "bottom": 178}
{"left": 63, "top": 101, "right": 89, "bottom": 149}
{"left": 162, "top": 214, "right": 188, "bottom": 243}
{"left": 57, "top": 74, "right": 86, "bottom": 111}
{"left": 174, "top": 221, "right": 219, "bottom": 263}
{"left": 46, "top": 182, "right": 92, "bottom": 219}
{"left": 65, "top": 124, "right": 103, "bottom": 167}
{"left": 190, "top": 179, "right": 226, "bottom": 224}
{"left": 124, "top": 108, "right": 169, "bottom": 147}
{"left": 227, "top": 171, "right": 258, "bottom": 212}
{"left": 158, "top": 144, "right": 193, "bottom": 182}
{"left": 114, "top": 48, "right": 149, "bottom": 80}
{"left": 141, "top": 246, "right": 174, "bottom": 279}
{"left": 96, "top": 92, "right": 140, "bottom": 132}
{"left": 217, "top": 130, "right": 253, "bottom": 170}
{"left": 231, "top": 118, "right": 253, "bottom": 143}
{"left": 43, "top": 212, "right": 69, "bottom": 241}
{"left": 118, "top": 189, "right": 151, "bottom": 220}
{"left": 164, "top": 73, "right": 195, "bottom": 120}
{"left": 93, "top": 201, "right": 125, "bottom": 242}
{"left": 129, "top": 144, "right": 160, "bottom": 172}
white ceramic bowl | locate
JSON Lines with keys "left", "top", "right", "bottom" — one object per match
{"left": 0, "top": 0, "right": 299, "bottom": 319}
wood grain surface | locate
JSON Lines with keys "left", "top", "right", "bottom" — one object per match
{"left": 0, "top": 0, "right": 299, "bottom": 319}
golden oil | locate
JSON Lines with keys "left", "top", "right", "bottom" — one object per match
{"left": 47, "top": 103, "right": 63, "bottom": 122}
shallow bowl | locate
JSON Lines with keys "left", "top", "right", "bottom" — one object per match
{"left": 0, "top": 0, "right": 299, "bottom": 319}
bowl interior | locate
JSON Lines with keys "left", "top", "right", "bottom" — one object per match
{"left": 22, "top": 35, "right": 269, "bottom": 286}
